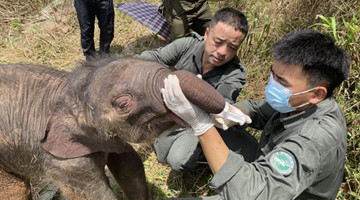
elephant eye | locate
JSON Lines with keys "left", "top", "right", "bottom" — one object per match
{"left": 113, "top": 94, "right": 134, "bottom": 113}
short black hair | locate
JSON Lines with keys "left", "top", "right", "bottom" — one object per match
{"left": 271, "top": 29, "right": 350, "bottom": 97}
{"left": 210, "top": 7, "right": 248, "bottom": 36}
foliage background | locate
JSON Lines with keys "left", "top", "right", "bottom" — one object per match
{"left": 0, "top": 0, "right": 359, "bottom": 199}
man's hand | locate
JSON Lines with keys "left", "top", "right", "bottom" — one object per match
{"left": 161, "top": 74, "right": 214, "bottom": 136}
{"left": 195, "top": 73, "right": 251, "bottom": 130}
{"left": 211, "top": 102, "right": 252, "bottom": 130}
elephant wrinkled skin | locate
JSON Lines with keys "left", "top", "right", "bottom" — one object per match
{"left": 0, "top": 57, "right": 225, "bottom": 200}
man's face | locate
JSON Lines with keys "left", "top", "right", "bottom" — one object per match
{"left": 270, "top": 60, "right": 317, "bottom": 112}
{"left": 203, "top": 22, "right": 245, "bottom": 68}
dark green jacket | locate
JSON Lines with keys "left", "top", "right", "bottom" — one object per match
{"left": 135, "top": 34, "right": 246, "bottom": 104}
{"left": 208, "top": 97, "right": 347, "bottom": 200}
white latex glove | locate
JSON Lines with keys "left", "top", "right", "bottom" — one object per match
{"left": 211, "top": 102, "right": 252, "bottom": 130}
{"left": 161, "top": 74, "right": 214, "bottom": 136}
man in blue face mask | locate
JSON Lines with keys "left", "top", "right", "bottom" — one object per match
{"left": 161, "top": 29, "right": 350, "bottom": 200}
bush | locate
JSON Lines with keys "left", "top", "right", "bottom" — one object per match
{"left": 227, "top": 0, "right": 360, "bottom": 198}
{"left": 315, "top": 6, "right": 360, "bottom": 199}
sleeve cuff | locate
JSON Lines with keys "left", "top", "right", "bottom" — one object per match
{"left": 233, "top": 101, "right": 251, "bottom": 116}
{"left": 210, "top": 151, "right": 245, "bottom": 190}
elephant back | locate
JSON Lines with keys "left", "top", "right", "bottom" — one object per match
{"left": 0, "top": 64, "right": 67, "bottom": 174}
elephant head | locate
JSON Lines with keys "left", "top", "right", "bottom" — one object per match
{"left": 42, "top": 57, "right": 225, "bottom": 158}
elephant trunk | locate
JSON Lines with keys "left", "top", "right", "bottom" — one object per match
{"left": 172, "top": 70, "right": 225, "bottom": 114}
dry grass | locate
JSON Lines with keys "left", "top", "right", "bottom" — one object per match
{"left": 0, "top": 0, "right": 359, "bottom": 199}
{"left": 0, "top": 0, "right": 167, "bottom": 70}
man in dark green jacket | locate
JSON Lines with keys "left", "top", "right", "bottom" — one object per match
{"left": 137, "top": 7, "right": 258, "bottom": 171}
{"left": 162, "top": 29, "right": 349, "bottom": 200}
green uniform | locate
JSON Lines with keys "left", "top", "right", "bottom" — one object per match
{"left": 170, "top": 97, "right": 347, "bottom": 199}
{"left": 136, "top": 34, "right": 254, "bottom": 172}
{"left": 161, "top": 0, "right": 213, "bottom": 39}
{"left": 136, "top": 33, "right": 246, "bottom": 104}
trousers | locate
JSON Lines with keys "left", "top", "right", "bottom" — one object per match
{"left": 162, "top": 0, "right": 213, "bottom": 39}
{"left": 74, "top": 0, "right": 114, "bottom": 60}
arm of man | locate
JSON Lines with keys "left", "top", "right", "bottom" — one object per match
{"left": 189, "top": 117, "right": 323, "bottom": 199}
{"left": 210, "top": 136, "right": 321, "bottom": 200}
{"left": 215, "top": 61, "right": 247, "bottom": 103}
{"left": 134, "top": 37, "right": 193, "bottom": 66}
{"left": 197, "top": 127, "right": 229, "bottom": 174}
{"left": 234, "top": 99, "right": 275, "bottom": 130}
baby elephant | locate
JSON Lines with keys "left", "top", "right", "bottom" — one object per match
{"left": 0, "top": 57, "right": 225, "bottom": 200}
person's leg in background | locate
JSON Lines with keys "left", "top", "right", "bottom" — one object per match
{"left": 96, "top": 0, "right": 114, "bottom": 56}
{"left": 163, "top": 0, "right": 205, "bottom": 39}
{"left": 163, "top": 0, "right": 188, "bottom": 40}
{"left": 166, "top": 0, "right": 213, "bottom": 38}
{"left": 190, "top": 0, "right": 212, "bottom": 36}
{"left": 74, "top": 0, "right": 96, "bottom": 61}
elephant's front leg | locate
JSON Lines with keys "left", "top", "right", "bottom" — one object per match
{"left": 107, "top": 145, "right": 148, "bottom": 200}
{"left": 45, "top": 152, "right": 117, "bottom": 200}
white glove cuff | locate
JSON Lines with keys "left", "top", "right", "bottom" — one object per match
{"left": 221, "top": 102, "right": 230, "bottom": 113}
{"left": 193, "top": 122, "right": 214, "bottom": 136}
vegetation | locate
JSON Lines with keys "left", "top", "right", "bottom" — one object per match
{"left": 0, "top": 0, "right": 359, "bottom": 199}
{"left": 314, "top": 7, "right": 360, "bottom": 200}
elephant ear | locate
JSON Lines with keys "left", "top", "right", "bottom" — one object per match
{"left": 41, "top": 113, "right": 93, "bottom": 159}
{"left": 41, "top": 112, "right": 126, "bottom": 159}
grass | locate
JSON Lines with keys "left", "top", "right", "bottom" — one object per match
{"left": 0, "top": 0, "right": 359, "bottom": 199}
{"left": 312, "top": 4, "right": 360, "bottom": 199}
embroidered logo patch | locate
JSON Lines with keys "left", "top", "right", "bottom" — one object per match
{"left": 270, "top": 151, "right": 294, "bottom": 176}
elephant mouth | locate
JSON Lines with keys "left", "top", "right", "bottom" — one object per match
{"left": 128, "top": 112, "right": 186, "bottom": 143}
{"left": 168, "top": 112, "right": 187, "bottom": 127}
{"left": 129, "top": 118, "right": 173, "bottom": 143}
{"left": 142, "top": 114, "right": 176, "bottom": 132}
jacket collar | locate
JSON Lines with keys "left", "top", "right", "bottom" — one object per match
{"left": 279, "top": 97, "right": 335, "bottom": 130}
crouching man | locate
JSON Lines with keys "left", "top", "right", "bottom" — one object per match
{"left": 162, "top": 29, "right": 350, "bottom": 200}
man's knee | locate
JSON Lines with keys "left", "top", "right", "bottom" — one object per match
{"left": 154, "top": 129, "right": 201, "bottom": 171}
{"left": 166, "top": 148, "right": 199, "bottom": 172}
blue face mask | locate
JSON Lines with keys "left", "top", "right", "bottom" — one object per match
{"left": 265, "top": 74, "right": 317, "bottom": 113}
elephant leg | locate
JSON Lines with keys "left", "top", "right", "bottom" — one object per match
{"left": 44, "top": 152, "right": 117, "bottom": 200}
{"left": 107, "top": 145, "right": 148, "bottom": 200}
{"left": 0, "top": 170, "right": 30, "bottom": 200}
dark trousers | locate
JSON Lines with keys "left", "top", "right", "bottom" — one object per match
{"left": 74, "top": 0, "right": 114, "bottom": 60}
